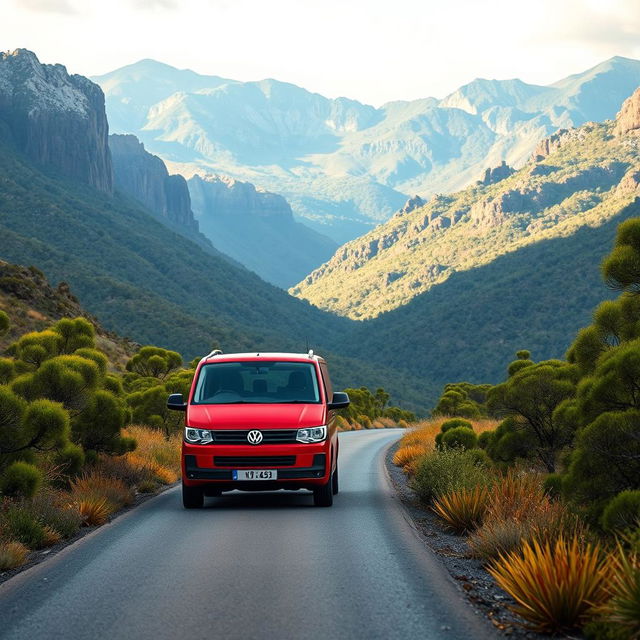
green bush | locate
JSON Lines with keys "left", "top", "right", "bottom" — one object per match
{"left": 543, "top": 473, "right": 563, "bottom": 499}
{"left": 54, "top": 443, "right": 85, "bottom": 476}
{"left": 0, "top": 461, "right": 43, "bottom": 498}
{"left": 601, "top": 490, "right": 640, "bottom": 533}
{"left": 0, "top": 309, "right": 9, "bottom": 336}
{"left": 441, "top": 426, "right": 478, "bottom": 450}
{"left": 441, "top": 418, "right": 473, "bottom": 432}
{"left": 2, "top": 507, "right": 46, "bottom": 548}
{"left": 0, "top": 357, "right": 14, "bottom": 384}
{"left": 412, "top": 448, "right": 491, "bottom": 503}
{"left": 478, "top": 430, "right": 495, "bottom": 450}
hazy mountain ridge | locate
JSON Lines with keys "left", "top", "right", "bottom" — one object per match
{"left": 292, "top": 90, "right": 640, "bottom": 318}
{"left": 188, "top": 174, "right": 337, "bottom": 287}
{"left": 0, "top": 49, "right": 431, "bottom": 411}
{"left": 94, "top": 56, "right": 640, "bottom": 242}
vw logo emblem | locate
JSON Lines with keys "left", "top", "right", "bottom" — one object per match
{"left": 247, "top": 430, "right": 263, "bottom": 445}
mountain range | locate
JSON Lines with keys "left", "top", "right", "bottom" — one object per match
{"left": 94, "top": 56, "right": 640, "bottom": 243}
{"left": 0, "top": 48, "right": 429, "bottom": 411}
{"left": 2, "top": 47, "right": 640, "bottom": 415}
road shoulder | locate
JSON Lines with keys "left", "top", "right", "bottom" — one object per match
{"left": 384, "top": 442, "right": 545, "bottom": 640}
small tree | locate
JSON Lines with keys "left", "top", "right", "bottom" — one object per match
{"left": 126, "top": 346, "right": 182, "bottom": 379}
{"left": 487, "top": 360, "right": 579, "bottom": 472}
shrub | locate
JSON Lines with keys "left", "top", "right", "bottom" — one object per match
{"left": 41, "top": 525, "right": 62, "bottom": 546}
{"left": 441, "top": 426, "right": 478, "bottom": 450}
{"left": 0, "top": 462, "right": 43, "bottom": 498}
{"left": 75, "top": 497, "right": 113, "bottom": 526}
{"left": 600, "top": 544, "right": 640, "bottom": 639}
{"left": 440, "top": 418, "right": 473, "bottom": 432}
{"left": 393, "top": 444, "right": 430, "bottom": 470}
{"left": 412, "top": 448, "right": 490, "bottom": 503}
{"left": 544, "top": 473, "right": 563, "bottom": 499}
{"left": 30, "top": 491, "right": 83, "bottom": 538}
{"left": 488, "top": 535, "right": 610, "bottom": 632}
{"left": 478, "top": 430, "right": 494, "bottom": 450}
{"left": 70, "top": 472, "right": 134, "bottom": 510}
{"left": 432, "top": 485, "right": 489, "bottom": 533}
{"left": 469, "top": 500, "right": 575, "bottom": 561}
{"left": 2, "top": 508, "right": 47, "bottom": 549}
{"left": 602, "top": 490, "right": 640, "bottom": 534}
{"left": 0, "top": 541, "right": 28, "bottom": 570}
{"left": 54, "top": 443, "right": 85, "bottom": 476}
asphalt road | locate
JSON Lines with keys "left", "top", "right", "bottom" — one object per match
{"left": 0, "top": 430, "right": 495, "bottom": 640}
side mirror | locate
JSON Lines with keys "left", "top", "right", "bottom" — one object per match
{"left": 328, "top": 391, "right": 350, "bottom": 411}
{"left": 167, "top": 393, "right": 187, "bottom": 411}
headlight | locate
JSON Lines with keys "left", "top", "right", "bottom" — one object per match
{"left": 296, "top": 425, "right": 326, "bottom": 443}
{"left": 184, "top": 427, "right": 214, "bottom": 444}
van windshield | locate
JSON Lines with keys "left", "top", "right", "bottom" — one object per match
{"left": 192, "top": 361, "right": 321, "bottom": 405}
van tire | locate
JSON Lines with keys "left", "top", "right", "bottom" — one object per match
{"left": 182, "top": 482, "right": 204, "bottom": 509}
{"left": 332, "top": 465, "right": 339, "bottom": 495}
{"left": 313, "top": 476, "right": 334, "bottom": 507}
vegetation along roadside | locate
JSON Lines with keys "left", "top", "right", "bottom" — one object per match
{"left": 391, "top": 214, "right": 640, "bottom": 639}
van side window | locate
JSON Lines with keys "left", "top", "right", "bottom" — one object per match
{"left": 319, "top": 362, "right": 333, "bottom": 400}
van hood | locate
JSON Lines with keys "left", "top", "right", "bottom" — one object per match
{"left": 186, "top": 403, "right": 326, "bottom": 429}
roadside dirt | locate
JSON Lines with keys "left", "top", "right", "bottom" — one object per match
{"left": 385, "top": 443, "right": 560, "bottom": 640}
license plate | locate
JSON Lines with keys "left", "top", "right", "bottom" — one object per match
{"left": 232, "top": 469, "right": 278, "bottom": 480}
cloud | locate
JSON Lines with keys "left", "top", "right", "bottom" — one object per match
{"left": 535, "top": 0, "right": 640, "bottom": 55}
{"left": 129, "top": 0, "right": 179, "bottom": 9}
{"left": 17, "top": 0, "right": 78, "bottom": 14}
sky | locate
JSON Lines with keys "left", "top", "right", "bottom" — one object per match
{"left": 2, "top": 0, "right": 640, "bottom": 105}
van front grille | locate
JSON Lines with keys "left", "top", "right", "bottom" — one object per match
{"left": 213, "top": 456, "right": 296, "bottom": 467}
{"left": 211, "top": 430, "right": 298, "bottom": 445}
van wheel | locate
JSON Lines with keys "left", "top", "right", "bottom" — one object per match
{"left": 182, "top": 482, "right": 204, "bottom": 509}
{"left": 332, "top": 465, "right": 339, "bottom": 495}
{"left": 313, "top": 476, "right": 334, "bottom": 507}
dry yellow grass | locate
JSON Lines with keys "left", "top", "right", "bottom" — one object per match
{"left": 70, "top": 471, "right": 134, "bottom": 509}
{"left": 0, "top": 541, "right": 29, "bottom": 570}
{"left": 123, "top": 425, "right": 180, "bottom": 480}
{"left": 394, "top": 417, "right": 499, "bottom": 475}
{"left": 75, "top": 496, "right": 113, "bottom": 526}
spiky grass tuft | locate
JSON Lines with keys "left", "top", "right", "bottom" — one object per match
{"left": 488, "top": 535, "right": 610, "bottom": 633}
{"left": 432, "top": 485, "right": 489, "bottom": 533}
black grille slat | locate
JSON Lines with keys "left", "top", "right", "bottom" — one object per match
{"left": 214, "top": 456, "right": 296, "bottom": 467}
{"left": 210, "top": 429, "right": 298, "bottom": 445}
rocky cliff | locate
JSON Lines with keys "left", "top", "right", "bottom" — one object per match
{"left": 0, "top": 48, "right": 112, "bottom": 193}
{"left": 109, "top": 134, "right": 198, "bottom": 230}
{"left": 614, "top": 86, "right": 640, "bottom": 137}
{"left": 188, "top": 174, "right": 336, "bottom": 288}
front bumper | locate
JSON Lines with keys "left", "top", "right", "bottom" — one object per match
{"left": 181, "top": 441, "right": 330, "bottom": 489}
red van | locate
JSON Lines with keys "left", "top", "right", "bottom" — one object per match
{"left": 167, "top": 351, "right": 350, "bottom": 508}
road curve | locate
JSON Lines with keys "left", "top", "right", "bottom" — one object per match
{"left": 0, "top": 430, "right": 495, "bottom": 640}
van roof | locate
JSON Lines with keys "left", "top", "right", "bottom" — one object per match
{"left": 200, "top": 351, "right": 325, "bottom": 364}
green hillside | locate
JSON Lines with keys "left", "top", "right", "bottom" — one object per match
{"left": 0, "top": 142, "right": 430, "bottom": 412}
{"left": 338, "top": 201, "right": 640, "bottom": 387}
{"left": 293, "top": 119, "right": 640, "bottom": 319}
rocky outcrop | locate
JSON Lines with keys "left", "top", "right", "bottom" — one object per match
{"left": 188, "top": 174, "right": 295, "bottom": 221}
{"left": 532, "top": 129, "right": 570, "bottom": 161}
{"left": 480, "top": 160, "right": 515, "bottom": 186}
{"left": 109, "top": 134, "right": 198, "bottom": 230}
{"left": 0, "top": 49, "right": 112, "bottom": 193}
{"left": 398, "top": 195, "right": 427, "bottom": 216}
{"left": 613, "top": 86, "right": 640, "bottom": 137}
